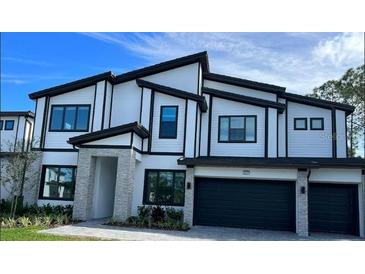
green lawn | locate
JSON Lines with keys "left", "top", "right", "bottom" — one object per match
{"left": 0, "top": 226, "right": 104, "bottom": 241}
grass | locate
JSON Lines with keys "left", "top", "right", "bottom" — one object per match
{"left": 0, "top": 226, "right": 104, "bottom": 241}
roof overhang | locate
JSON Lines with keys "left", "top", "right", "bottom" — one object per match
{"left": 137, "top": 79, "right": 208, "bottom": 112}
{"left": 202, "top": 87, "right": 286, "bottom": 113}
{"left": 280, "top": 93, "right": 355, "bottom": 115}
{"left": 0, "top": 111, "right": 35, "bottom": 118}
{"left": 203, "top": 72, "right": 286, "bottom": 95}
{"left": 68, "top": 122, "right": 149, "bottom": 146}
{"left": 177, "top": 156, "right": 365, "bottom": 169}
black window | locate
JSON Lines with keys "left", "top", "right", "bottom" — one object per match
{"left": 143, "top": 170, "right": 185, "bottom": 206}
{"left": 49, "top": 105, "right": 90, "bottom": 132}
{"left": 159, "top": 106, "right": 178, "bottom": 138}
{"left": 39, "top": 166, "right": 77, "bottom": 200}
{"left": 310, "top": 118, "right": 324, "bottom": 130}
{"left": 0, "top": 120, "right": 3, "bottom": 130}
{"left": 218, "top": 116, "right": 257, "bottom": 143}
{"left": 4, "top": 120, "right": 14, "bottom": 130}
{"left": 294, "top": 118, "right": 307, "bottom": 130}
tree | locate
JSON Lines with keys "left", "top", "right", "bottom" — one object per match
{"left": 0, "top": 140, "right": 40, "bottom": 217}
{"left": 309, "top": 65, "right": 365, "bottom": 158}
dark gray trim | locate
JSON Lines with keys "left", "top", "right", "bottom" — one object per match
{"left": 202, "top": 87, "right": 285, "bottom": 113}
{"left": 139, "top": 87, "right": 144, "bottom": 123}
{"left": 40, "top": 96, "right": 50, "bottom": 149}
{"left": 78, "top": 145, "right": 132, "bottom": 149}
{"left": 116, "top": 51, "right": 209, "bottom": 84}
{"left": 203, "top": 72, "right": 286, "bottom": 94}
{"left": 101, "top": 80, "right": 107, "bottom": 130}
{"left": 310, "top": 117, "right": 324, "bottom": 130}
{"left": 276, "top": 111, "right": 279, "bottom": 157}
{"left": 148, "top": 91, "right": 155, "bottom": 153}
{"left": 194, "top": 103, "right": 198, "bottom": 158}
{"left": 159, "top": 105, "right": 178, "bottom": 139}
{"left": 29, "top": 72, "right": 115, "bottom": 100}
{"left": 207, "top": 95, "right": 213, "bottom": 156}
{"left": 198, "top": 109, "right": 202, "bottom": 157}
{"left": 109, "top": 84, "right": 114, "bottom": 128}
{"left": 14, "top": 117, "right": 20, "bottom": 151}
{"left": 265, "top": 108, "right": 268, "bottom": 158}
{"left": 294, "top": 118, "right": 308, "bottom": 130}
{"left": 285, "top": 100, "right": 288, "bottom": 157}
{"left": 332, "top": 108, "right": 337, "bottom": 158}
{"left": 91, "top": 84, "right": 97, "bottom": 132}
{"left": 0, "top": 111, "right": 35, "bottom": 118}
{"left": 178, "top": 156, "right": 365, "bottom": 168}
{"left": 281, "top": 93, "right": 355, "bottom": 115}
{"left": 183, "top": 100, "right": 188, "bottom": 155}
{"left": 68, "top": 121, "right": 149, "bottom": 146}
{"left": 136, "top": 79, "right": 208, "bottom": 112}
{"left": 146, "top": 152, "right": 184, "bottom": 156}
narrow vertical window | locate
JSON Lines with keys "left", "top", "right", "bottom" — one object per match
{"left": 159, "top": 106, "right": 178, "bottom": 138}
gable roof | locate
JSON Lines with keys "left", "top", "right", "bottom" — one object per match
{"left": 203, "top": 72, "right": 286, "bottom": 94}
{"left": 202, "top": 87, "right": 286, "bottom": 113}
{"left": 28, "top": 52, "right": 209, "bottom": 100}
{"left": 115, "top": 51, "right": 209, "bottom": 84}
{"left": 280, "top": 92, "right": 355, "bottom": 115}
{"left": 29, "top": 72, "right": 115, "bottom": 100}
{"left": 0, "top": 111, "right": 35, "bottom": 118}
{"left": 177, "top": 156, "right": 365, "bottom": 168}
{"left": 136, "top": 79, "right": 208, "bottom": 112}
{"left": 68, "top": 121, "right": 149, "bottom": 146}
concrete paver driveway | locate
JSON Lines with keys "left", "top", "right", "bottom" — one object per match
{"left": 40, "top": 219, "right": 362, "bottom": 241}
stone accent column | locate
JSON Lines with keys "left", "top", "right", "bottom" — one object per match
{"left": 72, "top": 149, "right": 96, "bottom": 220}
{"left": 361, "top": 170, "right": 365, "bottom": 238}
{"left": 23, "top": 151, "right": 43, "bottom": 205}
{"left": 112, "top": 149, "right": 136, "bottom": 221}
{"left": 183, "top": 168, "right": 194, "bottom": 226}
{"left": 296, "top": 169, "right": 309, "bottom": 237}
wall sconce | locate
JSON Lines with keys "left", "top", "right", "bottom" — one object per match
{"left": 300, "top": 186, "right": 306, "bottom": 194}
{"left": 187, "top": 182, "right": 191, "bottom": 189}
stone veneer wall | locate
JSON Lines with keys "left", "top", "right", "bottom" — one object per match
{"left": 296, "top": 169, "right": 309, "bottom": 237}
{"left": 72, "top": 148, "right": 136, "bottom": 221}
{"left": 183, "top": 168, "right": 194, "bottom": 226}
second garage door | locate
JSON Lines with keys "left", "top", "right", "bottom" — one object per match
{"left": 194, "top": 178, "right": 296, "bottom": 231}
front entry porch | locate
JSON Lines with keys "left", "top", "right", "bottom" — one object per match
{"left": 72, "top": 147, "right": 136, "bottom": 221}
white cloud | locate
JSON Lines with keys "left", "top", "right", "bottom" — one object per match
{"left": 83, "top": 32, "right": 364, "bottom": 94}
{"left": 2, "top": 57, "right": 52, "bottom": 67}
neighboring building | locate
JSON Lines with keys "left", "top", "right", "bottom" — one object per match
{"left": 26, "top": 52, "right": 365, "bottom": 237}
{"left": 0, "top": 111, "right": 35, "bottom": 199}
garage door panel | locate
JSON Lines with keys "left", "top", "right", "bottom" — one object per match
{"left": 194, "top": 178, "right": 295, "bottom": 231}
{"left": 309, "top": 183, "right": 359, "bottom": 235}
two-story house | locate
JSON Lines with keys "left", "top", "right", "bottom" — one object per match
{"left": 27, "top": 52, "right": 364, "bottom": 237}
{"left": 0, "top": 111, "right": 35, "bottom": 199}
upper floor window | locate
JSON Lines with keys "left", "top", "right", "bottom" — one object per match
{"left": 4, "top": 120, "right": 14, "bottom": 130}
{"left": 0, "top": 120, "right": 3, "bottom": 130}
{"left": 218, "top": 115, "right": 257, "bottom": 143}
{"left": 143, "top": 170, "right": 185, "bottom": 206}
{"left": 310, "top": 118, "right": 324, "bottom": 130}
{"left": 49, "top": 105, "right": 90, "bottom": 132}
{"left": 294, "top": 118, "right": 307, "bottom": 130}
{"left": 159, "top": 106, "right": 178, "bottom": 139}
{"left": 39, "top": 166, "right": 77, "bottom": 201}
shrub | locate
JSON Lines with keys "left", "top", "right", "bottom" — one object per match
{"left": 1, "top": 217, "right": 17, "bottom": 228}
{"left": 137, "top": 205, "right": 151, "bottom": 220}
{"left": 42, "top": 216, "right": 52, "bottom": 227}
{"left": 32, "top": 216, "right": 44, "bottom": 227}
{"left": 126, "top": 216, "right": 140, "bottom": 225}
{"left": 166, "top": 208, "right": 183, "bottom": 222}
{"left": 55, "top": 214, "right": 65, "bottom": 225}
{"left": 108, "top": 217, "right": 118, "bottom": 225}
{"left": 17, "top": 216, "right": 32, "bottom": 227}
{"left": 151, "top": 206, "right": 165, "bottom": 223}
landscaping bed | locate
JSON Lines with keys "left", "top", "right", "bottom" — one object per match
{"left": 105, "top": 206, "right": 190, "bottom": 231}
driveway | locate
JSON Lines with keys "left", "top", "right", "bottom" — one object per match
{"left": 40, "top": 219, "right": 363, "bottom": 241}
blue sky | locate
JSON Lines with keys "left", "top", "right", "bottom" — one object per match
{"left": 1, "top": 32, "right": 364, "bottom": 111}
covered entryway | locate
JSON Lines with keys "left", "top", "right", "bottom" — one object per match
{"left": 309, "top": 183, "right": 359, "bottom": 235}
{"left": 91, "top": 157, "right": 118, "bottom": 219}
{"left": 194, "top": 178, "right": 296, "bottom": 231}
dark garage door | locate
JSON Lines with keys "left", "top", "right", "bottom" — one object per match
{"left": 194, "top": 178, "right": 296, "bottom": 231}
{"left": 309, "top": 183, "right": 359, "bottom": 235}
